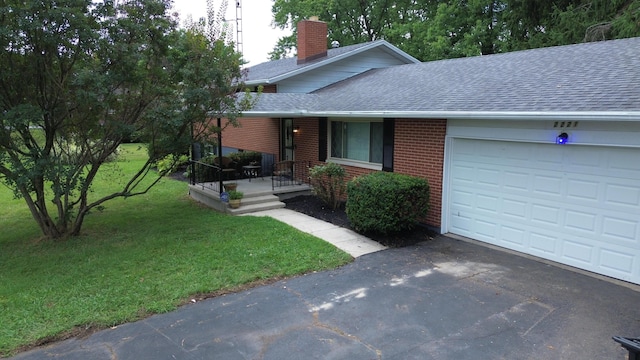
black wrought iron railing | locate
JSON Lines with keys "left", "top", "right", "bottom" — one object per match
{"left": 188, "top": 160, "right": 226, "bottom": 193}
{"left": 189, "top": 152, "right": 309, "bottom": 192}
{"left": 272, "top": 160, "right": 311, "bottom": 190}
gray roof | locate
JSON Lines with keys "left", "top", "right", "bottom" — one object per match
{"left": 245, "top": 37, "right": 640, "bottom": 120}
{"left": 244, "top": 40, "right": 419, "bottom": 85}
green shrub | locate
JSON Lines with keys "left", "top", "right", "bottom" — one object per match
{"left": 346, "top": 172, "right": 429, "bottom": 235}
{"left": 227, "top": 151, "right": 262, "bottom": 168}
{"left": 156, "top": 154, "right": 189, "bottom": 176}
{"left": 228, "top": 190, "right": 244, "bottom": 199}
{"left": 309, "top": 162, "right": 346, "bottom": 210}
{"left": 194, "top": 155, "right": 217, "bottom": 182}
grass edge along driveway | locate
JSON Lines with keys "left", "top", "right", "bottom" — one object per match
{"left": 0, "top": 144, "right": 353, "bottom": 357}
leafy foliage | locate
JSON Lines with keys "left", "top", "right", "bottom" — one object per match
{"left": 228, "top": 190, "right": 244, "bottom": 200}
{"left": 193, "top": 155, "right": 219, "bottom": 183}
{"left": 155, "top": 154, "right": 189, "bottom": 176}
{"left": 227, "top": 151, "right": 263, "bottom": 168}
{"left": 346, "top": 172, "right": 429, "bottom": 236}
{"left": 270, "top": 0, "right": 640, "bottom": 61}
{"left": 309, "top": 162, "right": 346, "bottom": 210}
{"left": 0, "top": 0, "right": 255, "bottom": 239}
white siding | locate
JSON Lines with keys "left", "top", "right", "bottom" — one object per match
{"left": 278, "top": 48, "right": 410, "bottom": 93}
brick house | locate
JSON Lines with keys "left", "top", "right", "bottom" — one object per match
{"left": 220, "top": 22, "right": 640, "bottom": 285}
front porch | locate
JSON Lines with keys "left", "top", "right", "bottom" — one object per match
{"left": 188, "top": 177, "right": 312, "bottom": 215}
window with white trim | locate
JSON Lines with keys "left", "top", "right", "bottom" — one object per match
{"left": 330, "top": 120, "right": 383, "bottom": 164}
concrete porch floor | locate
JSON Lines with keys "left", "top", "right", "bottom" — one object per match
{"left": 188, "top": 177, "right": 312, "bottom": 215}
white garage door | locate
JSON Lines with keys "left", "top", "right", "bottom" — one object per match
{"left": 448, "top": 138, "right": 640, "bottom": 284}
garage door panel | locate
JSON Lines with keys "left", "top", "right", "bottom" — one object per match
{"left": 503, "top": 144, "right": 531, "bottom": 160}
{"left": 564, "top": 210, "right": 598, "bottom": 233}
{"left": 533, "top": 174, "right": 563, "bottom": 196}
{"left": 605, "top": 183, "right": 640, "bottom": 207}
{"left": 529, "top": 232, "right": 558, "bottom": 255}
{"left": 501, "top": 226, "right": 526, "bottom": 246}
{"left": 602, "top": 217, "right": 638, "bottom": 244}
{"left": 477, "top": 168, "right": 501, "bottom": 187}
{"left": 476, "top": 194, "right": 499, "bottom": 213}
{"left": 599, "top": 249, "right": 635, "bottom": 275}
{"left": 535, "top": 146, "right": 563, "bottom": 165}
{"left": 449, "top": 138, "right": 640, "bottom": 285}
{"left": 566, "top": 146, "right": 603, "bottom": 169}
{"left": 608, "top": 149, "right": 640, "bottom": 174}
{"left": 451, "top": 164, "right": 475, "bottom": 183}
{"left": 487, "top": 198, "right": 515, "bottom": 218}
{"left": 562, "top": 240, "right": 594, "bottom": 264}
{"left": 450, "top": 189, "right": 474, "bottom": 210}
{"left": 475, "top": 219, "right": 499, "bottom": 240}
{"left": 531, "top": 204, "right": 560, "bottom": 226}
{"left": 504, "top": 171, "right": 529, "bottom": 191}
{"left": 567, "top": 178, "right": 600, "bottom": 201}
{"left": 449, "top": 214, "right": 473, "bottom": 234}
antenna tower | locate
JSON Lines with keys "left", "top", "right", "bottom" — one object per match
{"left": 235, "top": 0, "right": 243, "bottom": 56}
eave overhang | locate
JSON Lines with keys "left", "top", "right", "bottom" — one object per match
{"left": 239, "top": 110, "right": 640, "bottom": 122}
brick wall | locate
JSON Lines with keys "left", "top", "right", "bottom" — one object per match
{"left": 221, "top": 117, "right": 280, "bottom": 156}
{"left": 393, "top": 119, "right": 446, "bottom": 228}
{"left": 293, "top": 118, "right": 319, "bottom": 165}
{"left": 292, "top": 118, "right": 446, "bottom": 229}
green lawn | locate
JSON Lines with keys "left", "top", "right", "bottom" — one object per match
{"left": 0, "top": 144, "right": 352, "bottom": 357}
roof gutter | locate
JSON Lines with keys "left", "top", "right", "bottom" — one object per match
{"left": 240, "top": 110, "right": 640, "bottom": 121}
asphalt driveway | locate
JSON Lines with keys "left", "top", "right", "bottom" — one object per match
{"left": 11, "top": 235, "right": 640, "bottom": 359}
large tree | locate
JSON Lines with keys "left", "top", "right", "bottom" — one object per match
{"left": 0, "top": 0, "right": 254, "bottom": 239}
{"left": 269, "top": 0, "right": 640, "bottom": 61}
{"left": 269, "top": 0, "right": 419, "bottom": 59}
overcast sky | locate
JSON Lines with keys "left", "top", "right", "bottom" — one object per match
{"left": 171, "top": 0, "right": 291, "bottom": 66}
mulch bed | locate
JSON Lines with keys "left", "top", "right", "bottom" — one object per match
{"left": 171, "top": 169, "right": 435, "bottom": 247}
{"left": 282, "top": 195, "right": 436, "bottom": 247}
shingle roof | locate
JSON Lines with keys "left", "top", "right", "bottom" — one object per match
{"left": 244, "top": 40, "right": 418, "bottom": 84}
{"left": 244, "top": 42, "right": 371, "bottom": 83}
{"left": 245, "top": 37, "right": 640, "bottom": 119}
{"left": 246, "top": 93, "right": 319, "bottom": 115}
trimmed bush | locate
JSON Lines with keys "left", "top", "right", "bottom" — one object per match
{"left": 346, "top": 172, "right": 429, "bottom": 235}
{"left": 225, "top": 151, "right": 262, "bottom": 178}
{"left": 309, "top": 162, "right": 346, "bottom": 209}
{"left": 227, "top": 151, "right": 262, "bottom": 167}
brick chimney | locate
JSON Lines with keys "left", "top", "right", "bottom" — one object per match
{"left": 297, "top": 18, "right": 328, "bottom": 64}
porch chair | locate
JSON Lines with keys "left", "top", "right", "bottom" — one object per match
{"left": 213, "top": 156, "right": 237, "bottom": 180}
{"left": 272, "top": 160, "right": 294, "bottom": 179}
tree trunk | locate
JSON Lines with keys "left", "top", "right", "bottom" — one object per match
{"left": 26, "top": 203, "right": 66, "bottom": 239}
{"left": 21, "top": 186, "right": 68, "bottom": 240}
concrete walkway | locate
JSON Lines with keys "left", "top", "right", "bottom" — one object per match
{"left": 243, "top": 208, "right": 387, "bottom": 258}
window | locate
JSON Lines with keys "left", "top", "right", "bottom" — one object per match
{"left": 330, "top": 120, "right": 383, "bottom": 164}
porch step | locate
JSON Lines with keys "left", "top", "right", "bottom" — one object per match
{"left": 226, "top": 194, "right": 285, "bottom": 215}
{"left": 188, "top": 180, "right": 310, "bottom": 215}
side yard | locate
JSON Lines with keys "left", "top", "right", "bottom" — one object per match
{"left": 0, "top": 144, "right": 352, "bottom": 357}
